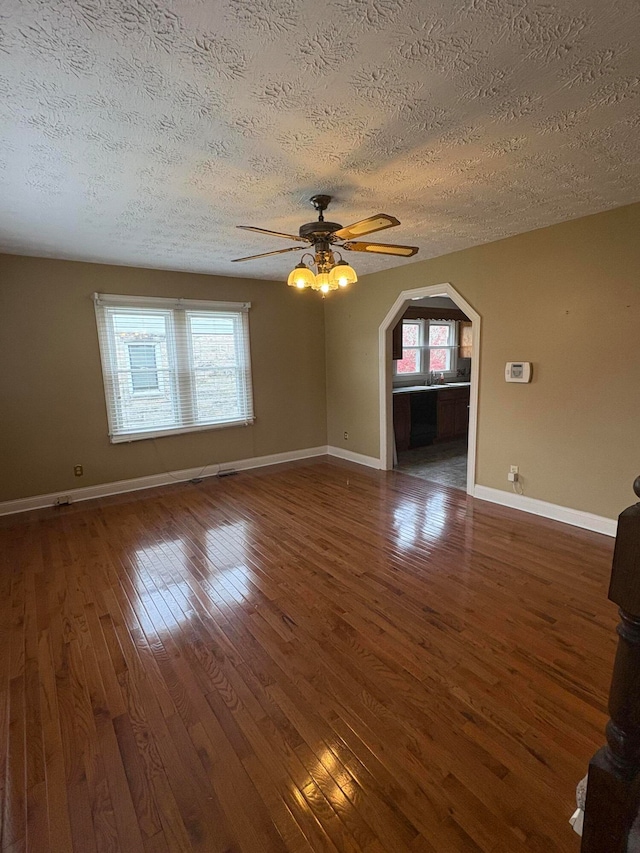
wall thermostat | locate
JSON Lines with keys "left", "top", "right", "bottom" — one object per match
{"left": 505, "top": 362, "right": 532, "bottom": 383}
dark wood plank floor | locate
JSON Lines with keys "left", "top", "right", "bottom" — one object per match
{"left": 0, "top": 459, "right": 617, "bottom": 852}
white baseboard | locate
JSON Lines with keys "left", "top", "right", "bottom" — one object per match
{"left": 2, "top": 449, "right": 616, "bottom": 540}
{"left": 326, "top": 446, "right": 383, "bottom": 470}
{"left": 472, "top": 485, "right": 617, "bottom": 537}
{"left": 0, "top": 446, "right": 328, "bottom": 517}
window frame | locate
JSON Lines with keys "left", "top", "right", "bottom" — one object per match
{"left": 394, "top": 319, "right": 459, "bottom": 381}
{"left": 94, "top": 293, "right": 254, "bottom": 443}
{"left": 426, "top": 319, "right": 458, "bottom": 375}
{"left": 395, "top": 320, "right": 424, "bottom": 376}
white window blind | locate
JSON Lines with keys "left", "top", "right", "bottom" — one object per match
{"left": 94, "top": 293, "right": 254, "bottom": 443}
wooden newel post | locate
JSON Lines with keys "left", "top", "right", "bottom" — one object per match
{"left": 582, "top": 477, "right": 640, "bottom": 853}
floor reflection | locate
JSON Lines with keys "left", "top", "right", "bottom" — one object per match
{"left": 131, "top": 538, "right": 194, "bottom": 631}
{"left": 130, "top": 520, "right": 256, "bottom": 631}
{"left": 295, "top": 744, "right": 354, "bottom": 812}
{"left": 393, "top": 489, "right": 448, "bottom": 546}
{"left": 202, "top": 521, "right": 254, "bottom": 604}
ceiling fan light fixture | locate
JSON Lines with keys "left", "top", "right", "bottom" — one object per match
{"left": 329, "top": 260, "right": 357, "bottom": 288}
{"left": 287, "top": 261, "right": 315, "bottom": 289}
{"left": 235, "top": 195, "right": 418, "bottom": 296}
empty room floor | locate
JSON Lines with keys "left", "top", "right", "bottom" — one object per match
{"left": 0, "top": 459, "right": 616, "bottom": 852}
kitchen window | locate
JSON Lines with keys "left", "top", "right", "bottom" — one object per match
{"left": 94, "top": 293, "right": 254, "bottom": 443}
{"left": 395, "top": 319, "right": 458, "bottom": 377}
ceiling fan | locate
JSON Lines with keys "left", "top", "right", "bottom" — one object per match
{"left": 232, "top": 195, "right": 419, "bottom": 293}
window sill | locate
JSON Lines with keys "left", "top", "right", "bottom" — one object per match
{"left": 110, "top": 417, "right": 255, "bottom": 444}
{"left": 394, "top": 372, "right": 458, "bottom": 387}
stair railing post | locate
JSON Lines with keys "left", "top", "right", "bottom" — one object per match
{"left": 582, "top": 477, "right": 640, "bottom": 853}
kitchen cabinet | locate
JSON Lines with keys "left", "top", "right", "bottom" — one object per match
{"left": 394, "top": 384, "right": 469, "bottom": 451}
{"left": 392, "top": 321, "right": 403, "bottom": 360}
{"left": 459, "top": 321, "right": 472, "bottom": 359}
{"left": 435, "top": 391, "right": 456, "bottom": 441}
{"left": 454, "top": 389, "right": 470, "bottom": 435}
{"left": 393, "top": 390, "right": 436, "bottom": 451}
{"left": 436, "top": 386, "right": 470, "bottom": 442}
{"left": 393, "top": 392, "right": 411, "bottom": 451}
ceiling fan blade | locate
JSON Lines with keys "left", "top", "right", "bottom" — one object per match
{"left": 333, "top": 213, "right": 400, "bottom": 241}
{"left": 237, "top": 225, "right": 308, "bottom": 243}
{"left": 342, "top": 241, "right": 419, "bottom": 257}
{"left": 231, "top": 246, "right": 302, "bottom": 262}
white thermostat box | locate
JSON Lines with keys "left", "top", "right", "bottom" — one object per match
{"left": 505, "top": 362, "right": 532, "bottom": 383}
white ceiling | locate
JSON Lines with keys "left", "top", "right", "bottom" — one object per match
{"left": 1, "top": 0, "right": 639, "bottom": 280}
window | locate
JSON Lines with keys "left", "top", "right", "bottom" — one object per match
{"left": 128, "top": 344, "right": 159, "bottom": 393}
{"left": 94, "top": 293, "right": 254, "bottom": 442}
{"left": 427, "top": 322, "right": 456, "bottom": 373}
{"left": 396, "top": 321, "right": 422, "bottom": 375}
{"left": 395, "top": 319, "right": 458, "bottom": 377}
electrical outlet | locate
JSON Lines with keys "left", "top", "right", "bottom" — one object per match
{"left": 510, "top": 465, "right": 519, "bottom": 474}
{"left": 54, "top": 496, "right": 71, "bottom": 506}
{"left": 508, "top": 471, "right": 519, "bottom": 483}
{"left": 74, "top": 464, "right": 83, "bottom": 477}
{"left": 343, "top": 431, "right": 349, "bottom": 440}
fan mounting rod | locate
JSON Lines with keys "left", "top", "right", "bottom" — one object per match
{"left": 310, "top": 194, "right": 332, "bottom": 221}
{"left": 300, "top": 195, "right": 342, "bottom": 247}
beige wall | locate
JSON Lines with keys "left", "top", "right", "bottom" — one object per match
{"left": 2, "top": 202, "right": 639, "bottom": 519}
{"left": 0, "top": 255, "right": 327, "bottom": 502}
{"left": 325, "top": 202, "right": 640, "bottom": 520}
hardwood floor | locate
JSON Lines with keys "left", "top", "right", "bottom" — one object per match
{"left": 0, "top": 459, "right": 617, "bottom": 852}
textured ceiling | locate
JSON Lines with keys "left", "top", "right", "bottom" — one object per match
{"left": 0, "top": 0, "right": 639, "bottom": 280}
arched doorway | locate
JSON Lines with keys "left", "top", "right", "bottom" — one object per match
{"left": 378, "top": 283, "right": 481, "bottom": 494}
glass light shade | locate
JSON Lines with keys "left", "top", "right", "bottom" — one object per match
{"left": 314, "top": 272, "right": 332, "bottom": 293}
{"left": 287, "top": 263, "right": 315, "bottom": 289}
{"left": 329, "top": 261, "right": 358, "bottom": 288}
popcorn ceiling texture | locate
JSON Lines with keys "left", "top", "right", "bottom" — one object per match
{"left": 0, "top": 0, "right": 639, "bottom": 279}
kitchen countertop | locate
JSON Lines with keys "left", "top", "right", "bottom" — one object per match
{"left": 392, "top": 382, "right": 470, "bottom": 395}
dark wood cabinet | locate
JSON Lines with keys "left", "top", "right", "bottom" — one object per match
{"left": 454, "top": 389, "right": 470, "bottom": 435}
{"left": 393, "top": 392, "right": 411, "bottom": 451}
{"left": 436, "top": 391, "right": 457, "bottom": 441}
{"left": 436, "top": 386, "right": 470, "bottom": 442}
{"left": 394, "top": 385, "right": 469, "bottom": 452}
{"left": 392, "top": 321, "right": 403, "bottom": 360}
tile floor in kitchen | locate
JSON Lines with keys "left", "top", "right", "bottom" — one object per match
{"left": 396, "top": 438, "right": 468, "bottom": 490}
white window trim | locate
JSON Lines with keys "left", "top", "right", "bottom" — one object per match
{"left": 94, "top": 293, "right": 250, "bottom": 312}
{"left": 427, "top": 319, "right": 458, "bottom": 376}
{"left": 394, "top": 319, "right": 459, "bottom": 381}
{"left": 94, "top": 293, "right": 254, "bottom": 443}
{"left": 394, "top": 319, "right": 423, "bottom": 376}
